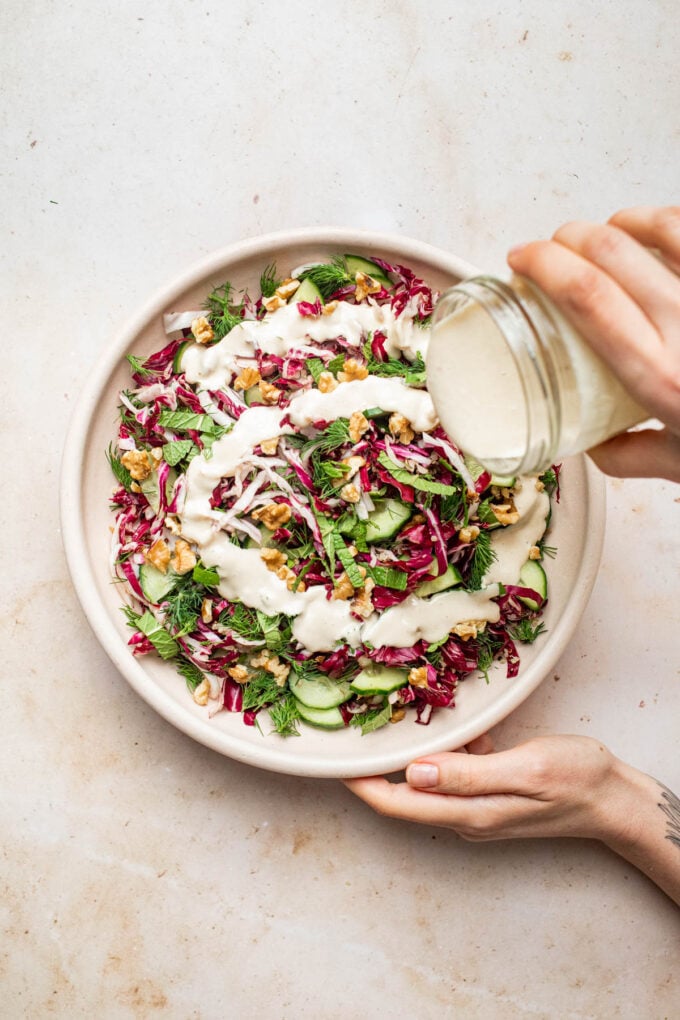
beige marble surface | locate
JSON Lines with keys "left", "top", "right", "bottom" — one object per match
{"left": 2, "top": 2, "right": 680, "bottom": 1017}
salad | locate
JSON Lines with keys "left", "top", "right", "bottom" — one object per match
{"left": 108, "top": 253, "right": 559, "bottom": 737}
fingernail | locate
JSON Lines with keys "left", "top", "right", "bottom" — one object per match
{"left": 406, "top": 763, "right": 439, "bottom": 788}
{"left": 507, "top": 243, "right": 527, "bottom": 261}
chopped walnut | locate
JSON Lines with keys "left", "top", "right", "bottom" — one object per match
{"left": 130, "top": 482, "right": 142, "bottom": 493}
{"left": 317, "top": 371, "right": 338, "bottom": 393}
{"left": 261, "top": 548, "right": 287, "bottom": 572}
{"left": 233, "top": 366, "right": 261, "bottom": 391}
{"left": 351, "top": 577, "right": 375, "bottom": 619}
{"left": 171, "top": 539, "right": 196, "bottom": 575}
{"left": 149, "top": 447, "right": 163, "bottom": 466}
{"left": 389, "top": 706, "right": 406, "bottom": 724}
{"left": 201, "top": 599, "right": 213, "bottom": 624}
{"left": 458, "top": 525, "right": 480, "bottom": 543}
{"left": 250, "top": 650, "right": 270, "bottom": 669}
{"left": 276, "top": 564, "right": 305, "bottom": 592}
{"left": 349, "top": 410, "right": 370, "bottom": 443}
{"left": 121, "top": 448, "right": 152, "bottom": 481}
{"left": 528, "top": 545, "right": 542, "bottom": 560}
{"left": 535, "top": 478, "right": 545, "bottom": 492}
{"left": 258, "top": 380, "right": 280, "bottom": 405}
{"left": 227, "top": 664, "right": 250, "bottom": 684}
{"left": 192, "top": 678, "right": 211, "bottom": 706}
{"left": 322, "top": 300, "right": 339, "bottom": 315}
{"left": 145, "top": 538, "right": 170, "bottom": 573}
{"left": 259, "top": 436, "right": 280, "bottom": 455}
{"left": 490, "top": 503, "right": 520, "bottom": 526}
{"left": 249, "top": 650, "right": 291, "bottom": 686}
{"left": 388, "top": 412, "right": 415, "bottom": 444}
{"left": 408, "top": 666, "right": 429, "bottom": 688}
{"left": 252, "top": 502, "right": 292, "bottom": 529}
{"left": 354, "top": 271, "right": 382, "bottom": 302}
{"left": 262, "top": 293, "right": 286, "bottom": 313}
{"left": 333, "top": 572, "right": 355, "bottom": 601}
{"left": 453, "top": 619, "right": 487, "bottom": 641}
{"left": 339, "top": 455, "right": 365, "bottom": 479}
{"left": 337, "top": 357, "right": 369, "bottom": 383}
{"left": 275, "top": 278, "right": 300, "bottom": 301}
{"left": 164, "top": 515, "right": 181, "bottom": 536}
{"left": 191, "top": 315, "right": 214, "bottom": 344}
{"left": 340, "top": 483, "right": 361, "bottom": 504}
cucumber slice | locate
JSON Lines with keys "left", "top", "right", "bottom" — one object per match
{"left": 139, "top": 562, "right": 177, "bottom": 603}
{"left": 344, "top": 254, "right": 392, "bottom": 288}
{"left": 245, "top": 524, "right": 279, "bottom": 550}
{"left": 518, "top": 559, "right": 547, "bottom": 610}
{"left": 365, "top": 499, "right": 412, "bottom": 543}
{"left": 464, "top": 454, "right": 516, "bottom": 490}
{"left": 295, "top": 701, "right": 346, "bottom": 730}
{"left": 289, "top": 671, "right": 351, "bottom": 709}
{"left": 350, "top": 665, "right": 409, "bottom": 696}
{"left": 173, "top": 340, "right": 190, "bottom": 373}
{"left": 293, "top": 278, "right": 323, "bottom": 304}
{"left": 414, "top": 564, "right": 462, "bottom": 598}
{"left": 244, "top": 384, "right": 261, "bottom": 406}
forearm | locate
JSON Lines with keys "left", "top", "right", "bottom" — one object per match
{"left": 599, "top": 760, "right": 680, "bottom": 906}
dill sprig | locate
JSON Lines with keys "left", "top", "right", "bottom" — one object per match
{"left": 107, "top": 444, "right": 133, "bottom": 491}
{"left": 176, "top": 657, "right": 205, "bottom": 692}
{"left": 268, "top": 694, "right": 301, "bottom": 737}
{"left": 475, "top": 629, "right": 503, "bottom": 682}
{"left": 468, "top": 530, "right": 497, "bottom": 590}
{"left": 362, "top": 342, "right": 427, "bottom": 386}
{"left": 259, "top": 263, "right": 281, "bottom": 298}
{"left": 297, "top": 256, "right": 352, "bottom": 300}
{"left": 163, "top": 577, "right": 204, "bottom": 636}
{"left": 510, "top": 619, "right": 548, "bottom": 644}
{"left": 205, "top": 280, "right": 245, "bottom": 339}
{"left": 301, "top": 418, "right": 351, "bottom": 457}
{"left": 126, "top": 353, "right": 154, "bottom": 378}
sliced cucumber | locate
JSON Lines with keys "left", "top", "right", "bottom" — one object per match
{"left": 245, "top": 524, "right": 279, "bottom": 550}
{"left": 344, "top": 254, "right": 392, "bottom": 288}
{"left": 289, "top": 671, "right": 351, "bottom": 710}
{"left": 173, "top": 340, "right": 190, "bottom": 373}
{"left": 350, "top": 665, "right": 409, "bottom": 697}
{"left": 295, "top": 701, "right": 346, "bottom": 730}
{"left": 293, "top": 278, "right": 323, "bottom": 304}
{"left": 244, "top": 384, "right": 261, "bottom": 406}
{"left": 414, "top": 563, "right": 462, "bottom": 598}
{"left": 464, "top": 454, "right": 516, "bottom": 490}
{"left": 139, "top": 562, "right": 177, "bottom": 603}
{"left": 365, "top": 499, "right": 412, "bottom": 544}
{"left": 518, "top": 559, "right": 547, "bottom": 611}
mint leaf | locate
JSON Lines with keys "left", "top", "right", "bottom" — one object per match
{"left": 193, "top": 563, "right": 220, "bottom": 587}
{"left": 163, "top": 439, "right": 197, "bottom": 466}
{"left": 378, "top": 452, "right": 457, "bottom": 496}
{"left": 125, "top": 608, "right": 179, "bottom": 659}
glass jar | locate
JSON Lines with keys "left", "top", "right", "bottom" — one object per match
{"left": 426, "top": 275, "right": 648, "bottom": 476}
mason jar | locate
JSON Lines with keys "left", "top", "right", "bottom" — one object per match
{"left": 426, "top": 275, "right": 648, "bottom": 476}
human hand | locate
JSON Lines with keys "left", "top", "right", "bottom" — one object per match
{"left": 344, "top": 733, "right": 638, "bottom": 843}
{"left": 507, "top": 205, "right": 680, "bottom": 482}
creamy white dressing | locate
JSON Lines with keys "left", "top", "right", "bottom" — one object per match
{"left": 482, "top": 482, "right": 551, "bottom": 586}
{"left": 175, "top": 296, "right": 552, "bottom": 655}
{"left": 362, "top": 586, "right": 501, "bottom": 648}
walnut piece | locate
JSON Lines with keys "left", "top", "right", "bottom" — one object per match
{"left": 233, "top": 366, "right": 261, "bottom": 391}
{"left": 322, "top": 300, "right": 339, "bottom": 316}
{"left": 201, "top": 599, "right": 213, "bottom": 624}
{"left": 171, "top": 539, "right": 196, "bottom": 575}
{"left": 227, "top": 664, "right": 250, "bottom": 683}
{"left": 528, "top": 545, "right": 542, "bottom": 560}
{"left": 275, "top": 278, "right": 300, "bottom": 301}
{"left": 276, "top": 564, "right": 305, "bottom": 592}
{"left": 354, "top": 271, "right": 382, "bottom": 302}
{"left": 261, "top": 548, "right": 287, "bottom": 572}
{"left": 259, "top": 436, "right": 280, "bottom": 455}
{"left": 337, "top": 357, "right": 369, "bottom": 383}
{"left": 258, "top": 380, "right": 280, "bottom": 405}
{"left": 490, "top": 503, "right": 520, "bottom": 526}
{"left": 317, "top": 371, "right": 338, "bottom": 393}
{"left": 339, "top": 455, "right": 365, "bottom": 480}
{"left": 408, "top": 666, "right": 429, "bottom": 688}
{"left": 458, "top": 525, "right": 480, "bottom": 543}
{"left": 332, "top": 572, "right": 355, "bottom": 601}
{"left": 145, "top": 538, "right": 170, "bottom": 573}
{"left": 388, "top": 412, "right": 415, "bottom": 444}
{"left": 389, "top": 706, "right": 406, "bottom": 724}
{"left": 340, "top": 483, "right": 361, "bottom": 504}
{"left": 192, "top": 678, "right": 211, "bottom": 706}
{"left": 262, "top": 294, "right": 286, "bottom": 313}
{"left": 191, "top": 316, "right": 214, "bottom": 345}
{"left": 252, "top": 502, "right": 292, "bottom": 530}
{"left": 249, "top": 650, "right": 291, "bottom": 686}
{"left": 349, "top": 410, "right": 370, "bottom": 443}
{"left": 452, "top": 620, "right": 487, "bottom": 641}
{"left": 121, "top": 448, "right": 152, "bottom": 481}
{"left": 351, "top": 577, "right": 375, "bottom": 619}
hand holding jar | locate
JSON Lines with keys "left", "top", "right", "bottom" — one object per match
{"left": 507, "top": 205, "right": 680, "bottom": 482}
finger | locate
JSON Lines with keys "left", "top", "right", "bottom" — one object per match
{"left": 465, "top": 732, "right": 496, "bottom": 755}
{"left": 608, "top": 206, "right": 680, "bottom": 274}
{"left": 507, "top": 240, "right": 664, "bottom": 405}
{"left": 343, "top": 775, "right": 508, "bottom": 831}
{"left": 406, "top": 748, "right": 531, "bottom": 797}
{"left": 587, "top": 427, "right": 680, "bottom": 483}
{"left": 551, "top": 220, "right": 680, "bottom": 335}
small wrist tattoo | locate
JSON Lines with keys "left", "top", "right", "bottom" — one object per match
{"left": 657, "top": 782, "right": 680, "bottom": 851}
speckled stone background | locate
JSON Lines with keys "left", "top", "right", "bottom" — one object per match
{"left": 2, "top": 2, "right": 679, "bottom": 1017}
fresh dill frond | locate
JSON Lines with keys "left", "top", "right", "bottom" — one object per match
{"left": 268, "top": 694, "right": 301, "bottom": 737}
{"left": 475, "top": 629, "right": 502, "bottom": 682}
{"left": 477, "top": 499, "right": 499, "bottom": 526}
{"left": 176, "top": 657, "right": 205, "bottom": 692}
{"left": 540, "top": 543, "right": 558, "bottom": 559}
{"left": 163, "top": 577, "right": 204, "bottom": 636}
{"left": 297, "top": 256, "right": 352, "bottom": 300}
{"left": 440, "top": 487, "right": 466, "bottom": 524}
{"left": 415, "top": 313, "right": 432, "bottom": 329}
{"left": 301, "top": 418, "right": 351, "bottom": 456}
{"left": 225, "top": 602, "right": 264, "bottom": 643}
{"left": 106, "top": 444, "right": 133, "bottom": 491}
{"left": 510, "top": 619, "right": 548, "bottom": 644}
{"left": 468, "top": 530, "right": 497, "bottom": 590}
{"left": 362, "top": 343, "right": 427, "bottom": 386}
{"left": 539, "top": 466, "right": 560, "bottom": 498}
{"left": 205, "top": 280, "right": 244, "bottom": 339}
{"left": 241, "top": 670, "right": 281, "bottom": 712}
{"left": 126, "top": 353, "right": 154, "bottom": 377}
{"left": 259, "top": 263, "right": 281, "bottom": 298}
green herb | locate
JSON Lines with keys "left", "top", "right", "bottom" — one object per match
{"left": 540, "top": 467, "right": 559, "bottom": 497}
{"left": 363, "top": 343, "right": 427, "bottom": 386}
{"left": 477, "top": 499, "right": 500, "bottom": 526}
{"left": 256, "top": 610, "right": 284, "bottom": 650}
{"left": 332, "top": 534, "right": 365, "bottom": 588}
{"left": 226, "top": 602, "right": 265, "bottom": 643}
{"left": 365, "top": 564, "right": 408, "bottom": 590}
{"left": 107, "top": 444, "right": 133, "bottom": 491}
{"left": 162, "top": 439, "right": 197, "bottom": 466}
{"left": 205, "top": 281, "right": 244, "bottom": 339}
{"left": 350, "top": 700, "right": 392, "bottom": 734}
{"left": 415, "top": 313, "right": 432, "bottom": 329}
{"left": 123, "top": 606, "right": 179, "bottom": 660}
{"left": 126, "top": 353, "right": 154, "bottom": 378}
{"left": 163, "top": 579, "right": 204, "bottom": 636}
{"left": 475, "top": 629, "right": 502, "bottom": 682}
{"left": 302, "top": 418, "right": 351, "bottom": 456}
{"left": 327, "top": 353, "right": 346, "bottom": 374}
{"left": 468, "top": 530, "right": 497, "bottom": 590}
{"left": 241, "top": 671, "right": 281, "bottom": 711}
{"left": 192, "top": 563, "right": 220, "bottom": 587}
{"left": 307, "top": 357, "right": 325, "bottom": 383}
{"left": 158, "top": 409, "right": 228, "bottom": 436}
{"left": 319, "top": 460, "right": 350, "bottom": 480}
{"left": 297, "top": 257, "right": 352, "bottom": 300}
{"left": 259, "top": 263, "right": 281, "bottom": 298}
{"left": 268, "top": 694, "right": 301, "bottom": 737}
{"left": 540, "top": 544, "right": 557, "bottom": 559}
{"left": 176, "top": 657, "right": 205, "bottom": 692}
{"left": 378, "top": 452, "right": 457, "bottom": 496}
{"left": 510, "top": 619, "right": 548, "bottom": 643}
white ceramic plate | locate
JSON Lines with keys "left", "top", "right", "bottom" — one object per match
{"left": 60, "top": 228, "right": 606, "bottom": 778}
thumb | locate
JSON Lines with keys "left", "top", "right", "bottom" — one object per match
{"left": 588, "top": 427, "right": 680, "bottom": 482}
{"left": 406, "top": 748, "right": 525, "bottom": 797}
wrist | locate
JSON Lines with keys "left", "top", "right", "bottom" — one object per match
{"left": 595, "top": 756, "right": 661, "bottom": 853}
